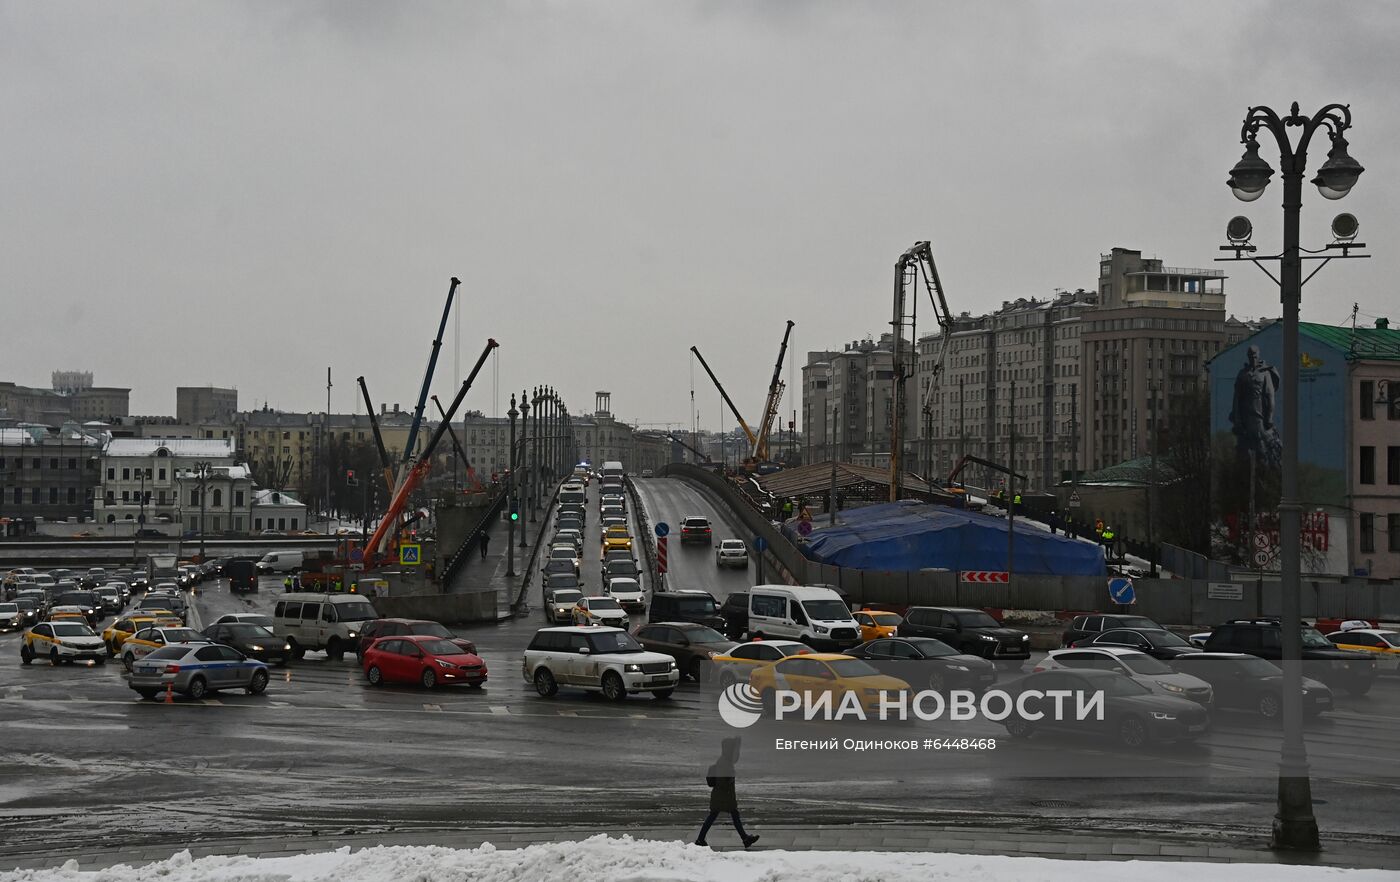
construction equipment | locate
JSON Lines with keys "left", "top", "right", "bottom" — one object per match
{"left": 364, "top": 338, "right": 498, "bottom": 568}
{"left": 356, "top": 376, "right": 395, "bottom": 496}
{"left": 889, "top": 241, "right": 955, "bottom": 502}
{"left": 432, "top": 394, "right": 485, "bottom": 491}
{"left": 753, "top": 320, "right": 795, "bottom": 464}
{"left": 690, "top": 346, "right": 758, "bottom": 453}
{"left": 401, "top": 277, "right": 460, "bottom": 465}
{"left": 664, "top": 432, "right": 713, "bottom": 464}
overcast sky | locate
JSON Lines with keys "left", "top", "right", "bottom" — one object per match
{"left": 5, "top": 1, "right": 1397, "bottom": 430}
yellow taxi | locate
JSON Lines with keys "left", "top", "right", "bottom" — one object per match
{"left": 710, "top": 639, "right": 813, "bottom": 687}
{"left": 21, "top": 620, "right": 107, "bottom": 665}
{"left": 1327, "top": 629, "right": 1400, "bottom": 671}
{"left": 853, "top": 609, "right": 903, "bottom": 642}
{"left": 103, "top": 615, "right": 182, "bottom": 655}
{"left": 747, "top": 652, "right": 910, "bottom": 714}
{"left": 46, "top": 605, "right": 89, "bottom": 623}
{"left": 601, "top": 525, "right": 633, "bottom": 552}
{"left": 118, "top": 626, "right": 209, "bottom": 670}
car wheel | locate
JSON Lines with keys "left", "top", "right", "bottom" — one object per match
{"left": 186, "top": 676, "right": 208, "bottom": 700}
{"left": 688, "top": 658, "right": 704, "bottom": 682}
{"left": 928, "top": 670, "right": 947, "bottom": 692}
{"left": 601, "top": 672, "right": 626, "bottom": 702}
{"left": 534, "top": 668, "right": 558, "bottom": 697}
{"left": 106, "top": 641, "right": 116, "bottom": 658}
{"left": 123, "top": 653, "right": 135, "bottom": 672}
{"left": 1258, "top": 692, "right": 1282, "bottom": 719}
{"left": 1118, "top": 715, "right": 1147, "bottom": 748}
{"left": 652, "top": 689, "right": 674, "bottom": 700}
{"left": 421, "top": 668, "right": 437, "bottom": 689}
{"left": 288, "top": 639, "right": 306, "bottom": 661}
{"left": 1004, "top": 718, "right": 1034, "bottom": 739}
{"left": 247, "top": 669, "right": 269, "bottom": 695}
{"left": 326, "top": 638, "right": 344, "bottom": 662}
{"left": 20, "top": 644, "right": 32, "bottom": 665}
{"left": 49, "top": 648, "right": 60, "bottom": 666}
{"left": 367, "top": 665, "right": 384, "bottom": 686}
{"left": 95, "top": 656, "right": 106, "bottom": 666}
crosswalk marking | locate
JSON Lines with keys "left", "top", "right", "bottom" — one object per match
{"left": 489, "top": 705, "right": 511, "bottom": 715}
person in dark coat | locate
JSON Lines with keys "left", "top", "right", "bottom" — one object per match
{"left": 695, "top": 737, "right": 758, "bottom": 848}
{"left": 479, "top": 531, "right": 490, "bottom": 559}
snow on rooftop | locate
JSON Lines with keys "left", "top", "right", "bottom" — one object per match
{"left": 1, "top": 836, "right": 1385, "bottom": 882}
{"left": 104, "top": 438, "right": 235, "bottom": 458}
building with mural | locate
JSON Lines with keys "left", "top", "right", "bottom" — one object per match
{"left": 1209, "top": 318, "right": 1400, "bottom": 579}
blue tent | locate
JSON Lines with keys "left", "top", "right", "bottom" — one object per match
{"left": 789, "top": 500, "right": 1105, "bottom": 577}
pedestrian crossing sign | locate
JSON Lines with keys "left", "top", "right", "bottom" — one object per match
{"left": 399, "top": 544, "right": 422, "bottom": 566}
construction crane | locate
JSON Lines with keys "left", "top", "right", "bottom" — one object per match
{"left": 401, "top": 277, "right": 460, "bottom": 465}
{"left": 356, "top": 376, "right": 395, "bottom": 496}
{"left": 889, "top": 241, "right": 955, "bottom": 502}
{"left": 752, "top": 320, "right": 795, "bottom": 463}
{"left": 664, "top": 432, "right": 712, "bottom": 464}
{"left": 690, "top": 345, "right": 758, "bottom": 452}
{"left": 364, "top": 338, "right": 498, "bottom": 568}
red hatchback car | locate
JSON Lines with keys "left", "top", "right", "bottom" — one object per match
{"left": 362, "top": 634, "right": 487, "bottom": 689}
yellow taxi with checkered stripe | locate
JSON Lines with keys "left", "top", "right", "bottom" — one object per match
{"left": 21, "top": 620, "right": 107, "bottom": 665}
{"left": 119, "top": 626, "right": 210, "bottom": 671}
{"left": 1327, "top": 629, "right": 1400, "bottom": 671}
{"left": 103, "top": 614, "right": 183, "bottom": 655}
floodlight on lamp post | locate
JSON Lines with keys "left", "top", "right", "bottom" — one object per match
{"left": 1219, "top": 101, "right": 1368, "bottom": 854}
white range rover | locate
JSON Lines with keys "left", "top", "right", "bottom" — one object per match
{"left": 523, "top": 626, "right": 679, "bottom": 701}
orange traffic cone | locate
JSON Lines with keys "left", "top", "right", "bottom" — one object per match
{"left": 163, "top": 682, "right": 174, "bottom": 704}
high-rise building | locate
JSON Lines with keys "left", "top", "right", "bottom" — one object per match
{"left": 177, "top": 386, "right": 239, "bottom": 424}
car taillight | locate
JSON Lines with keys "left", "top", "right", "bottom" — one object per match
{"left": 164, "top": 664, "right": 181, "bottom": 673}
{"left": 1033, "top": 665, "right": 1046, "bottom": 672}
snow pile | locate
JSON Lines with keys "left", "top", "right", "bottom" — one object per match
{"left": 1, "top": 835, "right": 1392, "bottom": 882}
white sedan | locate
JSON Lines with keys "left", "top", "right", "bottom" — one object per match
{"left": 715, "top": 539, "right": 749, "bottom": 568}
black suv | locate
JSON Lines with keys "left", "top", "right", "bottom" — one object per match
{"left": 1203, "top": 618, "right": 1376, "bottom": 696}
{"left": 900, "top": 606, "right": 1030, "bottom": 661}
{"left": 53, "top": 590, "right": 103, "bottom": 625}
{"left": 1061, "top": 613, "right": 1164, "bottom": 647}
{"left": 679, "top": 516, "right": 712, "bottom": 546}
{"left": 648, "top": 590, "right": 725, "bottom": 631}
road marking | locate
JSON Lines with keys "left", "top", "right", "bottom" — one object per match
{"left": 423, "top": 704, "right": 441, "bottom": 712}
{"left": 489, "top": 705, "right": 511, "bottom": 716}
{"left": 558, "top": 710, "right": 579, "bottom": 717}
{"left": 201, "top": 699, "right": 223, "bottom": 706}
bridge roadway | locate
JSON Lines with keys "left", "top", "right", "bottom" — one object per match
{"left": 0, "top": 475, "right": 1397, "bottom": 858}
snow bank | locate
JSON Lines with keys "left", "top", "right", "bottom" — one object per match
{"left": 2, "top": 835, "right": 1392, "bottom": 882}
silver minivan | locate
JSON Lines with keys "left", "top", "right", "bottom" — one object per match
{"left": 273, "top": 593, "right": 378, "bottom": 660}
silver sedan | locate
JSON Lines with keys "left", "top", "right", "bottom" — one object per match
{"left": 127, "top": 643, "right": 270, "bottom": 700}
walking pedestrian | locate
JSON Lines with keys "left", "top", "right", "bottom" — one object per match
{"left": 480, "top": 531, "right": 490, "bottom": 559}
{"left": 695, "top": 737, "right": 758, "bottom": 849}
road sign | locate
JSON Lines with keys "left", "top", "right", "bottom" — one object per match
{"left": 797, "top": 520, "right": 813, "bottom": 537}
{"left": 655, "top": 522, "right": 670, "bottom": 538}
{"left": 1068, "top": 491, "right": 1081, "bottom": 509}
{"left": 1252, "top": 549, "right": 1271, "bottom": 568}
{"left": 656, "top": 536, "right": 668, "bottom": 575}
{"left": 399, "top": 544, "right": 422, "bottom": 566}
{"left": 1253, "top": 532, "right": 1270, "bottom": 551}
{"left": 1108, "top": 577, "right": 1135, "bottom": 605}
{"left": 1208, "top": 581, "right": 1243, "bottom": 601}
{"left": 754, "top": 536, "right": 768, "bottom": 552}
{"left": 349, "top": 548, "right": 365, "bottom": 563}
{"left": 960, "top": 571, "right": 1009, "bottom": 584}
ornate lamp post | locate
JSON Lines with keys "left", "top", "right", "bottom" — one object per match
{"left": 1223, "top": 101, "right": 1364, "bottom": 852}
{"left": 506, "top": 395, "right": 518, "bottom": 577}
{"left": 518, "top": 391, "right": 530, "bottom": 547}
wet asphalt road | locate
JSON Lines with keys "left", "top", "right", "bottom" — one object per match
{"left": 1, "top": 478, "right": 1398, "bottom": 857}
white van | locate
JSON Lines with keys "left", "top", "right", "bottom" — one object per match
{"left": 273, "top": 593, "right": 379, "bottom": 660}
{"left": 747, "top": 584, "right": 860, "bottom": 650}
{"left": 256, "top": 550, "right": 305, "bottom": 573}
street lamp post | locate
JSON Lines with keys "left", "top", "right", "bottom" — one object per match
{"left": 519, "top": 391, "right": 530, "bottom": 546}
{"left": 506, "top": 395, "right": 518, "bottom": 577}
{"left": 532, "top": 386, "right": 542, "bottom": 515}
{"left": 1224, "top": 101, "right": 1364, "bottom": 853}
{"left": 195, "top": 460, "right": 211, "bottom": 562}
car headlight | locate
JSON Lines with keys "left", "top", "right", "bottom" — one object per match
{"left": 669, "top": 661, "right": 678, "bottom": 670}
{"left": 1161, "top": 682, "right": 1185, "bottom": 694}
{"left": 706, "top": 651, "right": 720, "bottom": 658}
{"left": 947, "top": 664, "right": 969, "bottom": 672}
{"left": 813, "top": 625, "right": 828, "bottom": 634}
{"left": 347, "top": 630, "right": 358, "bottom": 638}
{"left": 1021, "top": 634, "right": 1029, "bottom": 641}
{"left": 625, "top": 664, "right": 642, "bottom": 673}
{"left": 250, "top": 645, "right": 264, "bottom": 651}
{"left": 436, "top": 659, "right": 454, "bottom": 669}
{"left": 1150, "top": 712, "right": 1177, "bottom": 721}
{"left": 978, "top": 634, "right": 996, "bottom": 641}
{"left": 282, "top": 644, "right": 291, "bottom": 651}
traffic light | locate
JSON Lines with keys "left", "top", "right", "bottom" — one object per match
{"left": 346, "top": 469, "right": 358, "bottom": 486}
{"left": 508, "top": 497, "right": 520, "bottom": 522}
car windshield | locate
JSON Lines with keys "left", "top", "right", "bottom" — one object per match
{"left": 225, "top": 624, "right": 275, "bottom": 639}
{"left": 802, "top": 600, "right": 850, "bottom": 621}
{"left": 550, "top": 591, "right": 583, "bottom": 605}
{"left": 826, "top": 659, "right": 881, "bottom": 678}
{"left": 607, "top": 563, "right": 639, "bottom": 576}
{"left": 334, "top": 602, "right": 378, "bottom": 622}
{"left": 956, "top": 612, "right": 1001, "bottom": 629}
{"left": 548, "top": 576, "right": 580, "bottom": 589}
{"left": 544, "top": 561, "right": 573, "bottom": 573}
{"left": 1120, "top": 654, "right": 1174, "bottom": 675}
{"left": 549, "top": 548, "right": 574, "bottom": 558}
{"left": 1375, "top": 631, "right": 1399, "bottom": 646}
{"left": 681, "top": 626, "right": 726, "bottom": 643}
{"left": 51, "top": 623, "right": 95, "bottom": 637}
{"left": 1141, "top": 630, "right": 1190, "bottom": 648}
{"left": 872, "top": 612, "right": 903, "bottom": 625}
{"left": 164, "top": 629, "right": 202, "bottom": 642}
{"left": 419, "top": 638, "right": 466, "bottom": 656}
{"left": 588, "top": 631, "right": 643, "bottom": 654}
{"left": 908, "top": 638, "right": 957, "bottom": 658}
{"left": 0, "top": 604, "right": 17, "bottom": 614}
{"left": 588, "top": 598, "right": 622, "bottom": 611}
{"left": 235, "top": 615, "right": 274, "bottom": 628}
{"left": 673, "top": 597, "right": 717, "bottom": 614}
{"left": 1300, "top": 629, "right": 1334, "bottom": 649}
{"left": 408, "top": 623, "right": 453, "bottom": 638}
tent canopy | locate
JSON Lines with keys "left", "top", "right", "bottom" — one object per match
{"left": 790, "top": 500, "right": 1105, "bottom": 577}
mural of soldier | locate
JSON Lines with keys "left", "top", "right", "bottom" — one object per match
{"left": 1228, "top": 345, "right": 1282, "bottom": 468}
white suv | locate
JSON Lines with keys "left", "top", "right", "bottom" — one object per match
{"left": 523, "top": 626, "right": 679, "bottom": 701}
{"left": 715, "top": 539, "right": 748, "bottom": 568}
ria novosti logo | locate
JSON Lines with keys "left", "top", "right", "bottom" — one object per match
{"left": 717, "top": 682, "right": 764, "bottom": 729}
{"left": 717, "top": 685, "right": 1107, "bottom": 728}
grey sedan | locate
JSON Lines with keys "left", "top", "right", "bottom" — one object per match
{"left": 127, "top": 643, "right": 270, "bottom": 700}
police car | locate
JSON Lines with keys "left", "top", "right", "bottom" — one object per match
{"left": 21, "top": 621, "right": 107, "bottom": 665}
{"left": 127, "top": 643, "right": 270, "bottom": 700}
